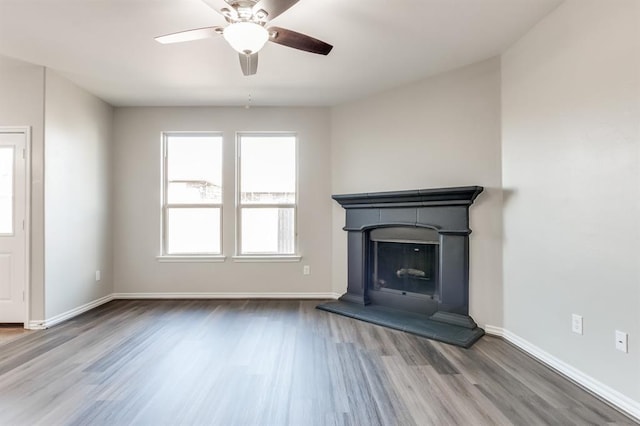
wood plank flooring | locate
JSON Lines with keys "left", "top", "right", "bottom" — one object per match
{"left": 0, "top": 324, "right": 32, "bottom": 346}
{"left": 0, "top": 300, "right": 635, "bottom": 425}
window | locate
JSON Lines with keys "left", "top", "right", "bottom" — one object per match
{"left": 237, "top": 133, "right": 296, "bottom": 255}
{"left": 0, "top": 147, "right": 14, "bottom": 234}
{"left": 161, "top": 133, "right": 223, "bottom": 255}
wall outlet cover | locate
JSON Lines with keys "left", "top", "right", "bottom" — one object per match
{"left": 571, "top": 314, "right": 583, "bottom": 335}
{"left": 615, "top": 330, "right": 628, "bottom": 353}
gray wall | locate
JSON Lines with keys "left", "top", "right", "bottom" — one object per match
{"left": 502, "top": 0, "right": 640, "bottom": 401}
{"left": 112, "top": 107, "right": 333, "bottom": 296}
{"left": 330, "top": 58, "right": 504, "bottom": 328}
{"left": 43, "top": 70, "right": 114, "bottom": 319}
{"left": 0, "top": 55, "right": 46, "bottom": 321}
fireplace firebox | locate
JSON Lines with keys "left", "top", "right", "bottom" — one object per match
{"left": 369, "top": 227, "right": 439, "bottom": 314}
{"left": 319, "top": 186, "right": 485, "bottom": 347}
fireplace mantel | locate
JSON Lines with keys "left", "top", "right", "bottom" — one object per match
{"left": 324, "top": 186, "right": 485, "bottom": 347}
{"left": 332, "top": 186, "right": 483, "bottom": 315}
{"left": 332, "top": 186, "right": 483, "bottom": 209}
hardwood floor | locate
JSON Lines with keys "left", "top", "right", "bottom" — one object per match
{"left": 0, "top": 300, "right": 635, "bottom": 425}
{"left": 0, "top": 324, "right": 32, "bottom": 346}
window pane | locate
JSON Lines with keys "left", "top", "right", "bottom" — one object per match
{"left": 240, "top": 135, "right": 295, "bottom": 204}
{"left": 167, "top": 135, "right": 222, "bottom": 204}
{"left": 241, "top": 208, "right": 294, "bottom": 254}
{"left": 0, "top": 148, "right": 13, "bottom": 234}
{"left": 167, "top": 208, "right": 221, "bottom": 254}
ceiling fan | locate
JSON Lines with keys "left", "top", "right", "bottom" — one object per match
{"left": 155, "top": 0, "right": 333, "bottom": 76}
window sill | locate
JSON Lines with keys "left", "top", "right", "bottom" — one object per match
{"left": 232, "top": 255, "right": 302, "bottom": 263}
{"left": 156, "top": 255, "right": 226, "bottom": 263}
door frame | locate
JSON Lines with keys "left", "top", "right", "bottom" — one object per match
{"left": 0, "top": 126, "right": 31, "bottom": 328}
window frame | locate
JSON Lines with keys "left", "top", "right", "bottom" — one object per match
{"left": 159, "top": 131, "right": 225, "bottom": 261}
{"left": 235, "top": 132, "right": 300, "bottom": 260}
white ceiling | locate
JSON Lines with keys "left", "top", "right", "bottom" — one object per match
{"left": 0, "top": 0, "right": 562, "bottom": 107}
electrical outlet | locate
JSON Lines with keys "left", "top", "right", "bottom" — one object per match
{"left": 615, "top": 330, "right": 628, "bottom": 353}
{"left": 303, "top": 265, "right": 310, "bottom": 275}
{"left": 572, "top": 314, "right": 583, "bottom": 335}
{"left": 95, "top": 270, "right": 101, "bottom": 281}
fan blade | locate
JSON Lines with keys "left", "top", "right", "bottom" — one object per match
{"left": 268, "top": 27, "right": 333, "bottom": 55}
{"left": 201, "top": 0, "right": 237, "bottom": 20}
{"left": 155, "top": 27, "right": 223, "bottom": 44}
{"left": 253, "top": 0, "right": 299, "bottom": 21}
{"left": 239, "top": 53, "right": 258, "bottom": 76}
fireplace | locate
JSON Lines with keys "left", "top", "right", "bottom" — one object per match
{"left": 318, "top": 186, "right": 485, "bottom": 347}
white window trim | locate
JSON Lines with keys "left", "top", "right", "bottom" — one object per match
{"left": 160, "top": 131, "right": 224, "bottom": 258}
{"left": 231, "top": 255, "right": 301, "bottom": 263}
{"left": 156, "top": 255, "right": 227, "bottom": 263}
{"left": 235, "top": 132, "right": 299, "bottom": 257}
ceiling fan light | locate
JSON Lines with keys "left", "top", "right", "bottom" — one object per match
{"left": 223, "top": 22, "right": 269, "bottom": 55}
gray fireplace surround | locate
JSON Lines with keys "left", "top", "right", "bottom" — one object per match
{"left": 318, "top": 186, "right": 485, "bottom": 348}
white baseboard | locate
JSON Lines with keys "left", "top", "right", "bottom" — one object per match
{"left": 484, "top": 325, "right": 640, "bottom": 422}
{"left": 27, "top": 320, "right": 46, "bottom": 330}
{"left": 112, "top": 292, "right": 342, "bottom": 300}
{"left": 34, "top": 294, "right": 115, "bottom": 329}
{"left": 483, "top": 325, "right": 504, "bottom": 337}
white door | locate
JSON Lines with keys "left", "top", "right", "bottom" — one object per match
{"left": 0, "top": 131, "right": 27, "bottom": 323}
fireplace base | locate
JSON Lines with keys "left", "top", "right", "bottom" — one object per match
{"left": 316, "top": 300, "right": 484, "bottom": 348}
